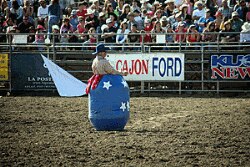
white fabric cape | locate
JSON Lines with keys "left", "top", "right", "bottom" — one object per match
{"left": 41, "top": 54, "right": 87, "bottom": 97}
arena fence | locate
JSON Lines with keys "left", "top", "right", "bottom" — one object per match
{"left": 0, "top": 32, "right": 249, "bottom": 95}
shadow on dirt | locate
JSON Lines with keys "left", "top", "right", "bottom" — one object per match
{"left": 0, "top": 90, "right": 249, "bottom": 98}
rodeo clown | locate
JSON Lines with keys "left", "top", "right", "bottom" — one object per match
{"left": 86, "top": 43, "right": 130, "bottom": 131}
{"left": 86, "top": 43, "right": 128, "bottom": 93}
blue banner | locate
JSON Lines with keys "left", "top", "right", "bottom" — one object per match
{"left": 11, "top": 54, "right": 56, "bottom": 90}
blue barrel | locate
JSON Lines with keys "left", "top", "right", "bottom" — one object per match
{"left": 88, "top": 75, "right": 130, "bottom": 131}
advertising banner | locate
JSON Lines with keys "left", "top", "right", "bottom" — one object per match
{"left": 211, "top": 54, "right": 250, "bottom": 80}
{"left": 11, "top": 54, "right": 56, "bottom": 90}
{"left": 0, "top": 68, "right": 8, "bottom": 81}
{"left": 107, "top": 53, "right": 185, "bottom": 81}
{"left": 0, "top": 53, "right": 8, "bottom": 81}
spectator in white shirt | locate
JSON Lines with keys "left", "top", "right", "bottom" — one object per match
{"left": 116, "top": 20, "right": 130, "bottom": 44}
{"left": 192, "top": 1, "right": 206, "bottom": 23}
{"left": 10, "top": 0, "right": 23, "bottom": 24}
{"left": 37, "top": 0, "right": 48, "bottom": 19}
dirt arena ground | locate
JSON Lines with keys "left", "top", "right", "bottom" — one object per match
{"left": 0, "top": 94, "right": 249, "bottom": 166}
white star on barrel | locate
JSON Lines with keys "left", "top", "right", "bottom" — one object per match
{"left": 127, "top": 101, "right": 130, "bottom": 111}
{"left": 103, "top": 81, "right": 112, "bottom": 90}
{"left": 121, "top": 80, "right": 128, "bottom": 88}
{"left": 120, "top": 102, "right": 126, "bottom": 112}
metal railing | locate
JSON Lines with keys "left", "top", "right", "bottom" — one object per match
{"left": 0, "top": 32, "right": 249, "bottom": 94}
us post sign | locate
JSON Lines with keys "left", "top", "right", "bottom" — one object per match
{"left": 107, "top": 53, "right": 184, "bottom": 81}
{"left": 211, "top": 54, "right": 250, "bottom": 80}
{"left": 0, "top": 54, "right": 8, "bottom": 80}
{"left": 11, "top": 54, "right": 56, "bottom": 90}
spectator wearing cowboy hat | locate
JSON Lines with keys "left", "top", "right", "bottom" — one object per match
{"left": 219, "top": 21, "right": 238, "bottom": 43}
{"left": 180, "top": 4, "right": 192, "bottom": 24}
{"left": 230, "top": 11, "right": 244, "bottom": 32}
{"left": 51, "top": 24, "right": 60, "bottom": 42}
{"left": 150, "top": 1, "right": 159, "bottom": 14}
{"left": 240, "top": 22, "right": 250, "bottom": 42}
{"left": 101, "top": 18, "right": 117, "bottom": 46}
{"left": 172, "top": 12, "right": 184, "bottom": 31}
{"left": 85, "top": 8, "right": 99, "bottom": 29}
{"left": 163, "top": 0, "right": 175, "bottom": 17}
{"left": 192, "top": 1, "right": 206, "bottom": 23}
{"left": 108, "top": 12, "right": 119, "bottom": 29}
{"left": 153, "top": 1, "right": 161, "bottom": 11}
{"left": 167, "top": 8, "right": 179, "bottom": 28}
{"left": 96, "top": 12, "right": 106, "bottom": 38}
{"left": 160, "top": 16, "right": 169, "bottom": 31}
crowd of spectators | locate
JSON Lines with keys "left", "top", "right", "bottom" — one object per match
{"left": 0, "top": 0, "right": 250, "bottom": 51}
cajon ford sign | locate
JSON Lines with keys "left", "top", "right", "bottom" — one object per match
{"left": 106, "top": 53, "right": 185, "bottom": 81}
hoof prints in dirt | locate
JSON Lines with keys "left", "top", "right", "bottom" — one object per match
{"left": 0, "top": 97, "right": 250, "bottom": 166}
